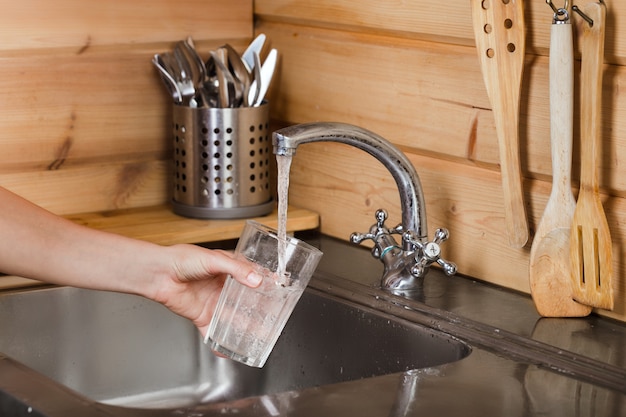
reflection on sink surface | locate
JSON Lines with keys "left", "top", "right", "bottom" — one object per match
{"left": 0, "top": 285, "right": 470, "bottom": 409}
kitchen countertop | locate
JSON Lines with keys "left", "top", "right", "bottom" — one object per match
{"left": 1, "top": 233, "right": 626, "bottom": 416}
{"left": 310, "top": 234, "right": 626, "bottom": 372}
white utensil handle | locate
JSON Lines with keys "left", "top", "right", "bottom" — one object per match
{"left": 242, "top": 33, "right": 266, "bottom": 71}
{"left": 255, "top": 49, "right": 278, "bottom": 106}
{"left": 549, "top": 22, "right": 574, "bottom": 195}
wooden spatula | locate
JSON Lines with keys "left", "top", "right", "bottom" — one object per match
{"left": 570, "top": 1, "right": 614, "bottom": 310}
{"left": 529, "top": 9, "right": 591, "bottom": 317}
{"left": 471, "top": 0, "right": 529, "bottom": 248}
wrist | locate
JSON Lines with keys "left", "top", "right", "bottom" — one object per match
{"left": 127, "top": 243, "right": 177, "bottom": 302}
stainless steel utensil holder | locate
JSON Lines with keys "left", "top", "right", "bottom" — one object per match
{"left": 171, "top": 103, "right": 274, "bottom": 219}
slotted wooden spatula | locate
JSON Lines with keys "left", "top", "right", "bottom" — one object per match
{"left": 471, "top": 0, "right": 529, "bottom": 248}
{"left": 570, "top": 1, "right": 613, "bottom": 310}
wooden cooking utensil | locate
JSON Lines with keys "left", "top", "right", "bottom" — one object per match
{"left": 529, "top": 9, "right": 591, "bottom": 317}
{"left": 471, "top": 0, "right": 529, "bottom": 248}
{"left": 570, "top": 1, "right": 613, "bottom": 310}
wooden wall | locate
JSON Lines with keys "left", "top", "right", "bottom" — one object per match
{"left": 0, "top": 0, "right": 252, "bottom": 215}
{"left": 255, "top": 1, "right": 626, "bottom": 321}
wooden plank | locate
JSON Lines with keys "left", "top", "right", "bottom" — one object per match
{"left": 286, "top": 143, "right": 626, "bottom": 321}
{"left": 1, "top": 0, "right": 252, "bottom": 51}
{"left": 0, "top": 160, "right": 170, "bottom": 215}
{"left": 257, "top": 0, "right": 473, "bottom": 45}
{"left": 67, "top": 205, "right": 319, "bottom": 245}
{"left": 258, "top": 21, "right": 626, "bottom": 196}
{"left": 255, "top": 0, "right": 626, "bottom": 64}
{"left": 0, "top": 41, "right": 250, "bottom": 173}
{"left": 258, "top": 22, "right": 496, "bottom": 156}
{"left": 0, "top": 204, "right": 320, "bottom": 290}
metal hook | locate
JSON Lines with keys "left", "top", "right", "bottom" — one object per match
{"left": 546, "top": 0, "right": 570, "bottom": 22}
{"left": 546, "top": 0, "right": 570, "bottom": 13}
{"left": 572, "top": 5, "right": 594, "bottom": 27}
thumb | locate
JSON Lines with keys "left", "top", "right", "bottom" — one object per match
{"left": 208, "top": 250, "right": 263, "bottom": 288}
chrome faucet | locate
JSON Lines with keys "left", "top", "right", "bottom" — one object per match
{"left": 272, "top": 122, "right": 456, "bottom": 293}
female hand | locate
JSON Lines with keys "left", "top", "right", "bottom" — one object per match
{"left": 150, "top": 244, "right": 262, "bottom": 337}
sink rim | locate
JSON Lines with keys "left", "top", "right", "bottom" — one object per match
{"left": 310, "top": 270, "right": 626, "bottom": 395}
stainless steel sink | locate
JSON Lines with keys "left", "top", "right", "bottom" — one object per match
{"left": 0, "top": 284, "right": 470, "bottom": 409}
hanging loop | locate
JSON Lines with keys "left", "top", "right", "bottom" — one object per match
{"left": 546, "top": 0, "right": 570, "bottom": 23}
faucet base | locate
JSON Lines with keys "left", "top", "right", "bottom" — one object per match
{"left": 352, "top": 210, "right": 456, "bottom": 291}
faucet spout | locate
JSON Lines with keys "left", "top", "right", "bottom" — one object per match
{"left": 273, "top": 122, "right": 456, "bottom": 291}
{"left": 273, "top": 122, "right": 427, "bottom": 243}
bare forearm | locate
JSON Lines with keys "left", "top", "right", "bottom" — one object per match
{"left": 0, "top": 186, "right": 163, "bottom": 297}
{"left": 0, "top": 186, "right": 263, "bottom": 335}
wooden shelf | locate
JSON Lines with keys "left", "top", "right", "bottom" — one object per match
{"left": 65, "top": 204, "right": 319, "bottom": 245}
{"left": 0, "top": 204, "right": 320, "bottom": 290}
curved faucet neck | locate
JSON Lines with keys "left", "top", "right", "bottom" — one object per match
{"left": 273, "top": 122, "right": 428, "bottom": 242}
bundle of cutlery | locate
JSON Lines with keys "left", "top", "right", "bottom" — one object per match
{"left": 153, "top": 34, "right": 277, "bottom": 108}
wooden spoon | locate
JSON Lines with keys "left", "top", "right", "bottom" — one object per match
{"left": 471, "top": 0, "right": 529, "bottom": 248}
{"left": 570, "top": 1, "right": 613, "bottom": 310}
{"left": 529, "top": 12, "right": 591, "bottom": 317}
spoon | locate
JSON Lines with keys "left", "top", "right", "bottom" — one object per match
{"left": 223, "top": 44, "right": 251, "bottom": 107}
{"left": 529, "top": 8, "right": 591, "bottom": 317}
{"left": 180, "top": 38, "right": 209, "bottom": 106}
{"left": 248, "top": 52, "right": 262, "bottom": 106}
{"left": 242, "top": 33, "right": 266, "bottom": 72}
{"left": 248, "top": 49, "right": 277, "bottom": 106}
{"left": 152, "top": 54, "right": 182, "bottom": 103}
{"left": 173, "top": 44, "right": 198, "bottom": 107}
{"left": 208, "top": 49, "right": 240, "bottom": 108}
{"left": 255, "top": 48, "right": 277, "bottom": 106}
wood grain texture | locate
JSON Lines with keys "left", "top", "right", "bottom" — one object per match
{"left": 257, "top": 21, "right": 626, "bottom": 195}
{"left": 65, "top": 204, "right": 319, "bottom": 245}
{"left": 0, "top": 160, "right": 170, "bottom": 215}
{"left": 255, "top": 0, "right": 626, "bottom": 63}
{"left": 0, "top": 0, "right": 252, "bottom": 51}
{"left": 0, "top": 40, "right": 250, "bottom": 173}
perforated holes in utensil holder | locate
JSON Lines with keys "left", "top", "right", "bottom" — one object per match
{"left": 171, "top": 103, "right": 272, "bottom": 218}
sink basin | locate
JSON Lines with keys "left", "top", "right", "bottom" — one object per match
{"left": 0, "top": 284, "right": 470, "bottom": 409}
